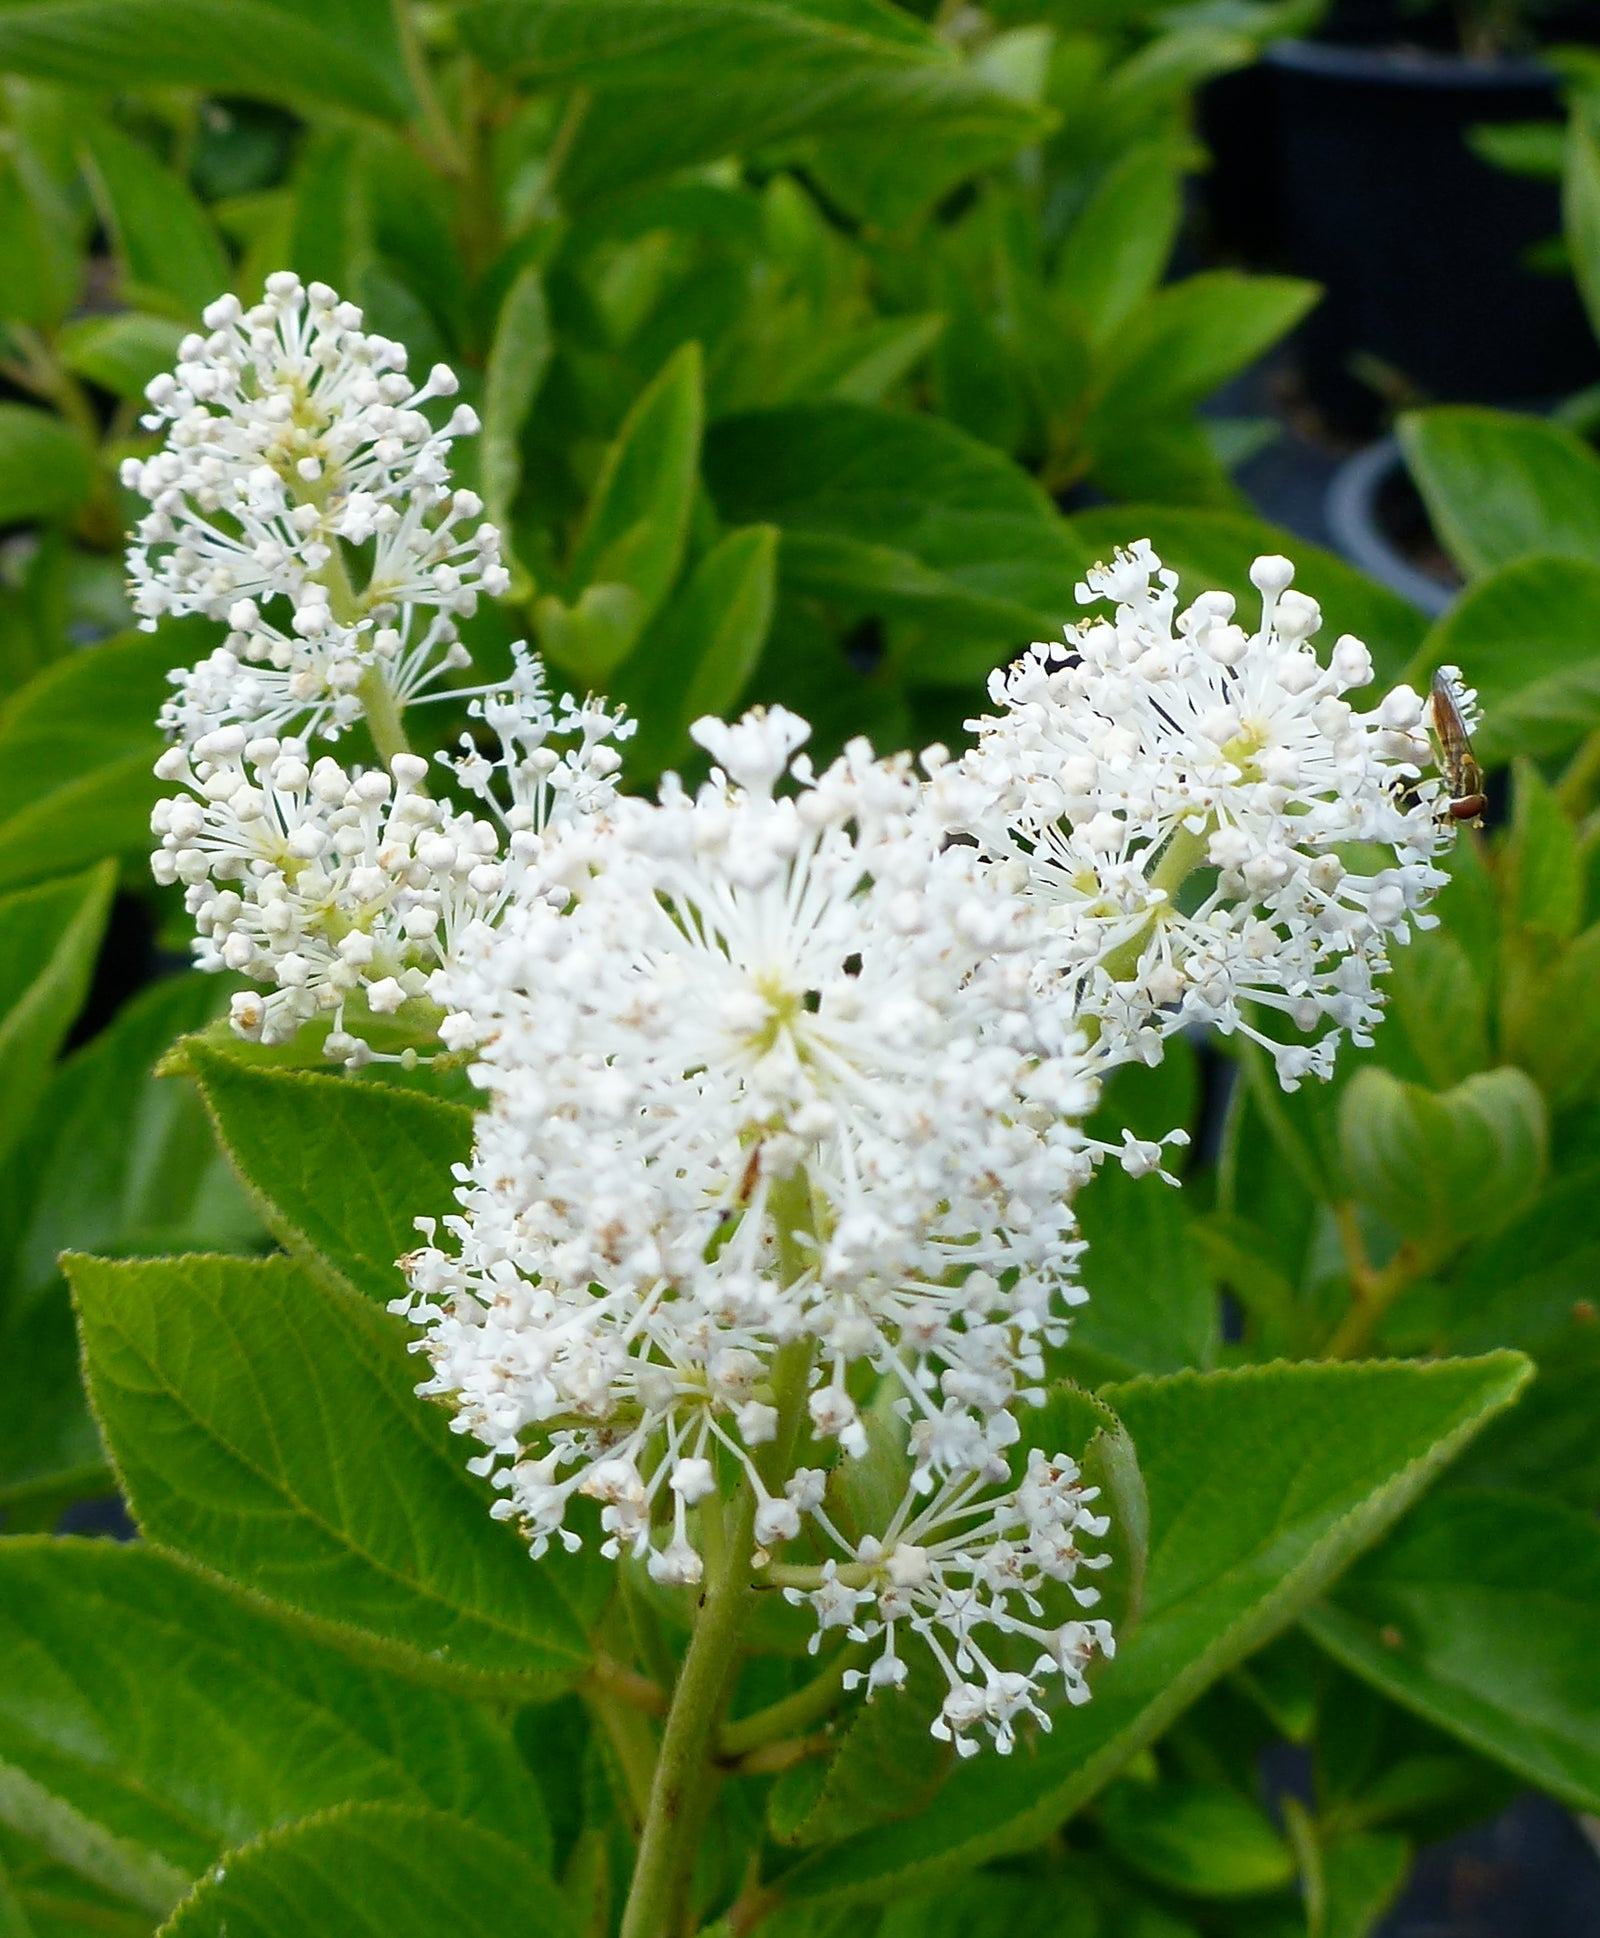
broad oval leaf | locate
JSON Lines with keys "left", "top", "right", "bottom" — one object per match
{"left": 1397, "top": 406, "right": 1600, "bottom": 580}
{"left": 1337, "top": 1066, "right": 1547, "bottom": 1254}
{"left": 185, "top": 1049, "right": 473, "bottom": 1308}
{"left": 0, "top": 1538, "right": 550, "bottom": 1902}
{"left": 65, "top": 1251, "right": 595, "bottom": 1695}
{"left": 81, "top": 116, "right": 228, "bottom": 319}
{"left": 1307, "top": 1488, "right": 1600, "bottom": 1813}
{"left": 0, "top": 861, "right": 114, "bottom": 1169}
{"left": 1096, "top": 1778, "right": 1293, "bottom": 1897}
{"left": 780, "top": 1352, "right": 1529, "bottom": 1903}
{"left": 160, "top": 1802, "right": 574, "bottom": 1937}
{"left": 0, "top": 402, "right": 91, "bottom": 528}
{"left": 1409, "top": 553, "right": 1600, "bottom": 764}
{"left": 0, "top": 0, "right": 415, "bottom": 123}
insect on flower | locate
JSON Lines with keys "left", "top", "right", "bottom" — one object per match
{"left": 1428, "top": 666, "right": 1488, "bottom": 824}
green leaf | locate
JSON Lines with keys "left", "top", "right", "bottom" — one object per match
{"left": 0, "top": 862, "right": 114, "bottom": 1170}
{"left": 1068, "top": 506, "right": 1425, "bottom": 686}
{"left": 0, "top": 1539, "right": 551, "bottom": 1904}
{"left": 66, "top": 1251, "right": 595, "bottom": 1694}
{"left": 57, "top": 311, "right": 186, "bottom": 399}
{"left": 185, "top": 1050, "right": 472, "bottom": 1308}
{"left": 612, "top": 524, "right": 778, "bottom": 777}
{"left": 0, "top": 626, "right": 193, "bottom": 890}
{"left": 1307, "top": 1489, "right": 1600, "bottom": 1812}
{"left": 1383, "top": 928, "right": 1491, "bottom": 1093}
{"left": 535, "top": 342, "right": 703, "bottom": 680}
{"left": 160, "top": 1802, "right": 573, "bottom": 1938}
{"left": 1053, "top": 141, "right": 1182, "bottom": 350}
{"left": 1505, "top": 758, "right": 1581, "bottom": 939}
{"left": 80, "top": 118, "right": 228, "bottom": 320}
{"left": 1066, "top": 1168, "right": 1217, "bottom": 1380}
{"left": 1564, "top": 107, "right": 1600, "bottom": 346}
{"left": 0, "top": 405, "right": 90, "bottom": 528}
{"left": 1397, "top": 407, "right": 1600, "bottom": 580}
{"left": 1411, "top": 554, "right": 1600, "bottom": 764}
{"left": 458, "top": 0, "right": 1050, "bottom": 210}
{"left": 1337, "top": 1066, "right": 1547, "bottom": 1253}
{"left": 1096, "top": 1779, "right": 1293, "bottom": 1897}
{"left": 0, "top": 138, "right": 81, "bottom": 333}
{"left": 781, "top": 313, "right": 945, "bottom": 407}
{"left": 480, "top": 264, "right": 552, "bottom": 589}
{"left": 0, "top": 975, "right": 259, "bottom": 1516}
{"left": 780, "top": 1352, "right": 1530, "bottom": 1903}
{"left": 0, "top": 1, "right": 415, "bottom": 123}
{"left": 1317, "top": 1831, "right": 1409, "bottom": 1938}
{"left": 705, "top": 401, "right": 1090, "bottom": 667}
{"left": 1089, "top": 272, "right": 1317, "bottom": 422}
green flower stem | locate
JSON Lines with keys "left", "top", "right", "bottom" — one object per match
{"left": 717, "top": 1644, "right": 864, "bottom": 1760}
{"left": 356, "top": 665, "right": 413, "bottom": 765}
{"left": 618, "top": 1187, "right": 816, "bottom": 1938}
{"left": 618, "top": 1479, "right": 758, "bottom": 1938}
{"left": 1092, "top": 819, "right": 1211, "bottom": 995}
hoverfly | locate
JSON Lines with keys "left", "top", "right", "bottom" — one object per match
{"left": 1428, "top": 667, "right": 1488, "bottom": 825}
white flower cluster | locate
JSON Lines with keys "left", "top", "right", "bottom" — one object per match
{"left": 150, "top": 655, "right": 630, "bottom": 1053}
{"left": 131, "top": 289, "right": 1467, "bottom": 1766}
{"left": 394, "top": 708, "right": 1128, "bottom": 1752}
{"left": 130, "top": 276, "right": 631, "bottom": 1061}
{"left": 957, "top": 544, "right": 1449, "bottom": 1086}
{"left": 123, "top": 272, "right": 508, "bottom": 745}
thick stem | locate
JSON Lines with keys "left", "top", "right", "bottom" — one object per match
{"left": 718, "top": 1646, "right": 863, "bottom": 1759}
{"left": 357, "top": 666, "right": 413, "bottom": 765}
{"left": 618, "top": 1483, "right": 758, "bottom": 1938}
{"left": 1322, "top": 1242, "right": 1423, "bottom": 1359}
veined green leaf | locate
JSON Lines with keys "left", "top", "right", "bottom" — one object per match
{"left": 1398, "top": 407, "right": 1600, "bottom": 580}
{"left": 186, "top": 1050, "right": 473, "bottom": 1309}
{"left": 0, "top": 862, "right": 114, "bottom": 1170}
{"left": 66, "top": 1252, "right": 595, "bottom": 1694}
{"left": 0, "top": 1, "right": 414, "bottom": 123}
{"left": 1307, "top": 1489, "right": 1600, "bottom": 1812}
{"left": 160, "top": 1802, "right": 574, "bottom": 1937}
{"left": 781, "top": 1353, "right": 1529, "bottom": 1903}
{"left": 458, "top": 0, "right": 1050, "bottom": 208}
{"left": 481, "top": 264, "right": 552, "bottom": 590}
{"left": 58, "top": 312, "right": 186, "bottom": 399}
{"left": 0, "top": 405, "right": 91, "bottom": 529}
{"left": 1409, "top": 553, "right": 1600, "bottom": 764}
{"left": 0, "top": 1539, "right": 550, "bottom": 1898}
{"left": 536, "top": 341, "right": 703, "bottom": 679}
{"left": 0, "top": 625, "right": 205, "bottom": 891}
{"left": 80, "top": 118, "right": 228, "bottom": 320}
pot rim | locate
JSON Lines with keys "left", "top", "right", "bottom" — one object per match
{"left": 1265, "top": 37, "right": 1553, "bottom": 88}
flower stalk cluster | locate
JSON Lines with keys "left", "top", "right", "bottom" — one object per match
{"left": 129, "top": 285, "right": 1466, "bottom": 1803}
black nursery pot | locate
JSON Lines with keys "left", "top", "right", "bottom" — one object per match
{"left": 1255, "top": 42, "right": 1600, "bottom": 434}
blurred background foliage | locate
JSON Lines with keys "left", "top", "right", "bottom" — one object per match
{"left": 1, "top": 2, "right": 1599, "bottom": 1936}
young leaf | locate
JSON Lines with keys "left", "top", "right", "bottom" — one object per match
{"left": 1307, "top": 1489, "right": 1600, "bottom": 1812}
{"left": 705, "top": 401, "right": 1091, "bottom": 662}
{"left": 185, "top": 1050, "right": 473, "bottom": 1308}
{"left": 1052, "top": 142, "right": 1182, "bottom": 350}
{"left": 0, "top": 405, "right": 91, "bottom": 530}
{"left": 0, "top": 0, "right": 415, "bottom": 123}
{"left": 0, "top": 862, "right": 115, "bottom": 1169}
{"left": 1088, "top": 272, "right": 1317, "bottom": 422}
{"left": 0, "top": 1539, "right": 551, "bottom": 1893}
{"left": 1317, "top": 1831, "right": 1409, "bottom": 1938}
{"left": 1095, "top": 1778, "right": 1293, "bottom": 1897}
{"left": 161, "top": 1802, "right": 574, "bottom": 1938}
{"left": 779, "top": 1352, "right": 1529, "bottom": 1903}
{"left": 0, "top": 626, "right": 198, "bottom": 891}
{"left": 481, "top": 264, "right": 553, "bottom": 587}
{"left": 535, "top": 342, "right": 703, "bottom": 680}
{"left": 66, "top": 1252, "right": 595, "bottom": 1695}
{"left": 80, "top": 117, "right": 228, "bottom": 319}
{"left": 459, "top": 0, "right": 1049, "bottom": 210}
{"left": 1069, "top": 506, "right": 1425, "bottom": 686}
{"left": 1337, "top": 1066, "right": 1547, "bottom": 1254}
{"left": 611, "top": 524, "right": 778, "bottom": 778}
{"left": 1411, "top": 554, "right": 1600, "bottom": 765}
{"left": 1397, "top": 408, "right": 1600, "bottom": 580}
{"left": 58, "top": 311, "right": 186, "bottom": 399}
{"left": 1504, "top": 758, "right": 1582, "bottom": 940}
